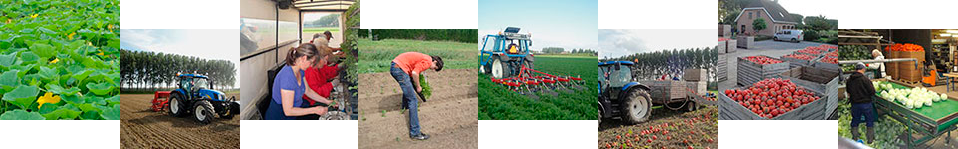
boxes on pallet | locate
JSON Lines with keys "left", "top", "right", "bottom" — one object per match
{"left": 737, "top": 56, "right": 790, "bottom": 86}
{"left": 684, "top": 69, "right": 707, "bottom": 81}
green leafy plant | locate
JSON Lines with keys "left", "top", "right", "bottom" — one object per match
{"left": 0, "top": 0, "right": 120, "bottom": 120}
{"left": 419, "top": 74, "right": 431, "bottom": 100}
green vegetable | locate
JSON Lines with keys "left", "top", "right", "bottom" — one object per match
{"left": 419, "top": 74, "right": 432, "bottom": 100}
{"left": 0, "top": 0, "right": 120, "bottom": 120}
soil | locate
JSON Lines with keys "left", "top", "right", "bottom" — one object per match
{"left": 598, "top": 106, "right": 718, "bottom": 149}
{"left": 358, "top": 69, "right": 478, "bottom": 149}
{"left": 120, "top": 93, "right": 240, "bottom": 148}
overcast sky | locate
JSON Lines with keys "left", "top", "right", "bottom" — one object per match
{"left": 120, "top": 29, "right": 240, "bottom": 88}
{"left": 479, "top": 0, "right": 598, "bottom": 51}
{"left": 598, "top": 29, "right": 716, "bottom": 58}
{"left": 776, "top": 0, "right": 842, "bottom": 20}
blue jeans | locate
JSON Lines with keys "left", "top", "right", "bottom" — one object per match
{"left": 850, "top": 102, "right": 875, "bottom": 127}
{"left": 390, "top": 62, "right": 421, "bottom": 136}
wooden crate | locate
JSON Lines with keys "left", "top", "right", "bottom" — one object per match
{"left": 737, "top": 56, "right": 790, "bottom": 86}
{"left": 780, "top": 55, "right": 813, "bottom": 68}
{"left": 684, "top": 69, "right": 707, "bottom": 81}
{"left": 718, "top": 87, "right": 828, "bottom": 120}
{"left": 718, "top": 54, "right": 728, "bottom": 81}
{"left": 686, "top": 81, "right": 707, "bottom": 95}
{"left": 778, "top": 66, "right": 841, "bottom": 117}
{"left": 638, "top": 80, "right": 687, "bottom": 102}
{"left": 812, "top": 59, "right": 840, "bottom": 72}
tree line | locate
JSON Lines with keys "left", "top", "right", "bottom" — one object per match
{"left": 601, "top": 47, "right": 717, "bottom": 81}
{"left": 120, "top": 49, "right": 237, "bottom": 91}
{"left": 539, "top": 47, "right": 598, "bottom": 55}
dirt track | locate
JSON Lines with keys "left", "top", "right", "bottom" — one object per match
{"left": 120, "top": 93, "right": 240, "bottom": 148}
{"left": 358, "top": 69, "right": 478, "bottom": 149}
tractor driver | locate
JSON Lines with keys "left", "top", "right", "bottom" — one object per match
{"left": 265, "top": 43, "right": 333, "bottom": 120}
{"left": 390, "top": 52, "right": 443, "bottom": 140}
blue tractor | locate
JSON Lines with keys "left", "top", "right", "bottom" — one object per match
{"left": 598, "top": 61, "right": 653, "bottom": 124}
{"left": 167, "top": 73, "right": 240, "bottom": 124}
{"left": 479, "top": 27, "right": 535, "bottom": 79}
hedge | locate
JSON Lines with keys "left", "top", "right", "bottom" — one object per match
{"left": 359, "top": 29, "right": 477, "bottom": 43}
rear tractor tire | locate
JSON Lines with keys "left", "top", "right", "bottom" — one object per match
{"left": 491, "top": 59, "right": 511, "bottom": 79}
{"left": 168, "top": 94, "right": 186, "bottom": 117}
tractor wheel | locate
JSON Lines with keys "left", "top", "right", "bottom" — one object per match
{"left": 168, "top": 94, "right": 186, "bottom": 117}
{"left": 523, "top": 60, "right": 534, "bottom": 70}
{"left": 685, "top": 101, "right": 697, "bottom": 112}
{"left": 193, "top": 100, "right": 215, "bottom": 124}
{"left": 491, "top": 59, "right": 511, "bottom": 79}
{"left": 598, "top": 109, "right": 602, "bottom": 125}
{"left": 622, "top": 89, "right": 652, "bottom": 124}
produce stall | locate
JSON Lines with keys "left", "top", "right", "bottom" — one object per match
{"left": 873, "top": 79, "right": 958, "bottom": 147}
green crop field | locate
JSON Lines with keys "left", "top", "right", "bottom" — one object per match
{"left": 303, "top": 27, "right": 340, "bottom": 33}
{"left": 478, "top": 55, "right": 598, "bottom": 120}
{"left": 358, "top": 38, "right": 477, "bottom": 74}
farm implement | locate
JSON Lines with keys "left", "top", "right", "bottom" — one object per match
{"left": 479, "top": 27, "right": 585, "bottom": 99}
{"left": 489, "top": 65, "right": 586, "bottom": 99}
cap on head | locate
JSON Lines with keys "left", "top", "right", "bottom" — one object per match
{"left": 323, "top": 31, "right": 333, "bottom": 39}
{"left": 855, "top": 62, "right": 866, "bottom": 70}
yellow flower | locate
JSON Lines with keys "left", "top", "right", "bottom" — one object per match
{"left": 37, "top": 92, "right": 61, "bottom": 108}
{"left": 87, "top": 42, "right": 93, "bottom": 46}
{"left": 108, "top": 24, "right": 113, "bottom": 32}
{"left": 97, "top": 50, "right": 104, "bottom": 56}
{"left": 49, "top": 58, "right": 59, "bottom": 64}
{"left": 68, "top": 32, "right": 76, "bottom": 40}
{"left": 31, "top": 14, "right": 38, "bottom": 18}
{"left": 5, "top": 19, "right": 9, "bottom": 23}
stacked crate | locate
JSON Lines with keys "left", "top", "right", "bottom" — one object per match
{"left": 737, "top": 56, "right": 790, "bottom": 86}
{"left": 718, "top": 54, "right": 728, "bottom": 81}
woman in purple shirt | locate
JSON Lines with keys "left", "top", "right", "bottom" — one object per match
{"left": 266, "top": 43, "right": 329, "bottom": 120}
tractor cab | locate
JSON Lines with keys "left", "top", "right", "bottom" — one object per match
{"left": 480, "top": 27, "right": 536, "bottom": 78}
{"left": 176, "top": 73, "right": 224, "bottom": 102}
{"left": 598, "top": 61, "right": 639, "bottom": 100}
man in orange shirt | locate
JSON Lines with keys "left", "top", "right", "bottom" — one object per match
{"left": 390, "top": 52, "right": 443, "bottom": 140}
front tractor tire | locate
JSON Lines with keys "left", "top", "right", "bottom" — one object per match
{"left": 491, "top": 59, "right": 511, "bottom": 79}
{"left": 168, "top": 94, "right": 186, "bottom": 117}
{"left": 193, "top": 100, "right": 215, "bottom": 124}
{"left": 622, "top": 89, "right": 652, "bottom": 124}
